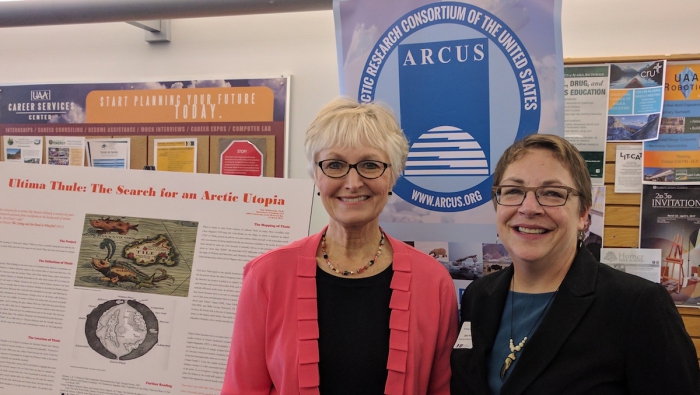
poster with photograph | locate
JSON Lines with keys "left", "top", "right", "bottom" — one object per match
{"left": 643, "top": 61, "right": 700, "bottom": 183}
{"left": 3, "top": 135, "right": 42, "bottom": 164}
{"left": 607, "top": 60, "right": 665, "bottom": 142}
{"left": 46, "top": 136, "right": 85, "bottom": 166}
{"left": 410, "top": 238, "right": 480, "bottom": 310}
{"left": 411, "top": 240, "right": 482, "bottom": 282}
{"left": 0, "top": 161, "right": 314, "bottom": 394}
{"left": 640, "top": 184, "right": 700, "bottom": 308}
{"left": 482, "top": 243, "right": 512, "bottom": 276}
{"left": 643, "top": 132, "right": 700, "bottom": 183}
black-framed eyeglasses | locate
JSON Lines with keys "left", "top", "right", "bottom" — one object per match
{"left": 317, "top": 159, "right": 390, "bottom": 179}
{"left": 492, "top": 185, "right": 581, "bottom": 207}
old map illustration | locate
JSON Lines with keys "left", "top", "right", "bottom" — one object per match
{"left": 84, "top": 299, "right": 159, "bottom": 361}
{"left": 75, "top": 214, "right": 197, "bottom": 297}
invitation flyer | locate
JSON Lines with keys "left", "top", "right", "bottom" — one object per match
{"left": 640, "top": 184, "right": 700, "bottom": 308}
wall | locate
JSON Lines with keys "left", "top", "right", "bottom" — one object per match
{"left": 562, "top": 0, "right": 700, "bottom": 60}
{"left": 0, "top": 10, "right": 339, "bottom": 232}
{"left": 1, "top": 0, "right": 700, "bottom": 233}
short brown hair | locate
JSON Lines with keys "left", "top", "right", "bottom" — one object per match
{"left": 492, "top": 134, "right": 592, "bottom": 212}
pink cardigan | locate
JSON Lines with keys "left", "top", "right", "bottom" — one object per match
{"left": 220, "top": 229, "right": 458, "bottom": 395}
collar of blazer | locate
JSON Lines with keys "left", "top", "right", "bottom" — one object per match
{"left": 482, "top": 247, "right": 599, "bottom": 394}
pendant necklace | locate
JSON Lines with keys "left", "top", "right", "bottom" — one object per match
{"left": 321, "top": 230, "right": 385, "bottom": 275}
{"left": 500, "top": 278, "right": 558, "bottom": 380}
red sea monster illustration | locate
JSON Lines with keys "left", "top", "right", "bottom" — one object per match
{"left": 90, "top": 217, "right": 139, "bottom": 235}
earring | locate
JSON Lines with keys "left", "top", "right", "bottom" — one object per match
{"left": 388, "top": 191, "right": 393, "bottom": 196}
{"left": 317, "top": 191, "right": 320, "bottom": 196}
{"left": 495, "top": 233, "right": 500, "bottom": 244}
{"left": 578, "top": 230, "right": 585, "bottom": 241}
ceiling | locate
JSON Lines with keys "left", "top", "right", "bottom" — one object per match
{"left": 0, "top": 0, "right": 333, "bottom": 28}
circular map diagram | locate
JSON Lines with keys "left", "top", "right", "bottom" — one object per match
{"left": 85, "top": 299, "right": 159, "bottom": 360}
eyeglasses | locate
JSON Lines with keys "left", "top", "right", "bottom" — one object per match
{"left": 492, "top": 185, "right": 581, "bottom": 207}
{"left": 317, "top": 159, "right": 390, "bottom": 179}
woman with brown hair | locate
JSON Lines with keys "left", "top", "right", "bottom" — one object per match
{"left": 451, "top": 133, "right": 699, "bottom": 394}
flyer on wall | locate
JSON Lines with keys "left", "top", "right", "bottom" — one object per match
{"left": 640, "top": 184, "right": 700, "bottom": 308}
{"left": 564, "top": 64, "right": 610, "bottom": 185}
{"left": 333, "top": 0, "right": 564, "bottom": 300}
{"left": 0, "top": 77, "right": 290, "bottom": 177}
{"left": 86, "top": 138, "right": 130, "bottom": 169}
{"left": 606, "top": 60, "right": 666, "bottom": 142}
{"left": 614, "top": 144, "right": 643, "bottom": 193}
{"left": 584, "top": 186, "right": 605, "bottom": 262}
{"left": 154, "top": 138, "right": 198, "bottom": 173}
{"left": 0, "top": 162, "right": 314, "bottom": 395}
{"left": 46, "top": 136, "right": 85, "bottom": 166}
{"left": 218, "top": 139, "right": 266, "bottom": 177}
{"left": 3, "top": 135, "right": 43, "bottom": 164}
{"left": 643, "top": 61, "right": 700, "bottom": 183}
{"left": 600, "top": 247, "right": 661, "bottom": 283}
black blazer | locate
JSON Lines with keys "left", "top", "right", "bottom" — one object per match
{"left": 451, "top": 247, "right": 700, "bottom": 395}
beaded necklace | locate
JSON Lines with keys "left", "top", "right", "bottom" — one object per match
{"left": 320, "top": 230, "right": 385, "bottom": 275}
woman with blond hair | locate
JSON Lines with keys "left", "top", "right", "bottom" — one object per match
{"left": 222, "top": 97, "right": 457, "bottom": 395}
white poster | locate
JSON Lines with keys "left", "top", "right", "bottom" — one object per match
{"left": 0, "top": 162, "right": 314, "bottom": 395}
{"left": 600, "top": 248, "right": 661, "bottom": 283}
{"left": 615, "top": 144, "right": 643, "bottom": 193}
{"left": 86, "top": 138, "right": 131, "bottom": 169}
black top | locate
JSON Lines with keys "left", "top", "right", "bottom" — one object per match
{"left": 316, "top": 264, "right": 393, "bottom": 395}
{"left": 451, "top": 247, "right": 700, "bottom": 395}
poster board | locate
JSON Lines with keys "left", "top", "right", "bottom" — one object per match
{"left": 567, "top": 54, "right": 700, "bottom": 361}
{"left": 0, "top": 77, "right": 289, "bottom": 176}
{"left": 0, "top": 161, "right": 314, "bottom": 395}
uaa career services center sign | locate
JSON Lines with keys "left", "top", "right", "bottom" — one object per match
{"left": 356, "top": 2, "right": 541, "bottom": 212}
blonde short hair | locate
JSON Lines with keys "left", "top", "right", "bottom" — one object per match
{"left": 304, "top": 97, "right": 409, "bottom": 184}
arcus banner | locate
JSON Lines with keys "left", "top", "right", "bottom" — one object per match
{"left": 334, "top": 0, "right": 563, "bottom": 214}
{"left": 334, "top": 0, "right": 563, "bottom": 289}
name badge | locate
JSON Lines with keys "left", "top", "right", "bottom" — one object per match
{"left": 454, "top": 321, "right": 473, "bottom": 349}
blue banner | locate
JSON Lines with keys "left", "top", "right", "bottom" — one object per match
{"left": 334, "top": 0, "right": 563, "bottom": 288}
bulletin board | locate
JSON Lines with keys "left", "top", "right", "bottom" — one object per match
{"left": 0, "top": 77, "right": 289, "bottom": 177}
{"left": 567, "top": 54, "right": 700, "bottom": 362}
